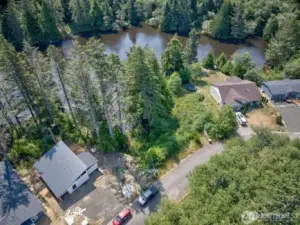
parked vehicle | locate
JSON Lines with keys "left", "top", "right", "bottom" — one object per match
{"left": 138, "top": 185, "right": 159, "bottom": 206}
{"left": 112, "top": 208, "right": 131, "bottom": 225}
{"left": 183, "top": 83, "right": 197, "bottom": 92}
{"left": 236, "top": 112, "right": 247, "bottom": 126}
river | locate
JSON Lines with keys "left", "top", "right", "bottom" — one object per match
{"left": 61, "top": 23, "right": 267, "bottom": 67}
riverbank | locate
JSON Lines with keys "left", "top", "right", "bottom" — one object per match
{"left": 59, "top": 23, "right": 266, "bottom": 67}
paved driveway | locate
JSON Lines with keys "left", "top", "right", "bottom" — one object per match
{"left": 61, "top": 170, "right": 126, "bottom": 224}
{"left": 108, "top": 143, "right": 224, "bottom": 225}
{"left": 277, "top": 107, "right": 300, "bottom": 132}
{"left": 237, "top": 125, "right": 254, "bottom": 140}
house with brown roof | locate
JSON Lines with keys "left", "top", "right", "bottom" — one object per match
{"left": 210, "top": 77, "right": 261, "bottom": 111}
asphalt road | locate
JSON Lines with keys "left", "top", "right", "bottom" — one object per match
{"left": 120, "top": 143, "right": 224, "bottom": 225}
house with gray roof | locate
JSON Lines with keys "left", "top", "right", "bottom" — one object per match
{"left": 261, "top": 79, "right": 300, "bottom": 101}
{"left": 34, "top": 141, "right": 98, "bottom": 199}
{"left": 0, "top": 160, "right": 45, "bottom": 225}
{"left": 210, "top": 77, "right": 261, "bottom": 111}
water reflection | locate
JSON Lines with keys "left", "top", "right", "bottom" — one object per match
{"left": 61, "top": 23, "right": 266, "bottom": 67}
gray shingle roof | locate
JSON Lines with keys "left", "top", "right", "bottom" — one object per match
{"left": 213, "top": 77, "right": 261, "bottom": 105}
{"left": 0, "top": 160, "right": 44, "bottom": 225}
{"left": 262, "top": 79, "right": 300, "bottom": 95}
{"left": 77, "top": 152, "right": 98, "bottom": 169}
{"left": 34, "top": 141, "right": 87, "bottom": 198}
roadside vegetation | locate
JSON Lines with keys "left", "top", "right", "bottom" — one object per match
{"left": 146, "top": 128, "right": 300, "bottom": 225}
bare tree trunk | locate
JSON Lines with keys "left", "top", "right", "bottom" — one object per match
{"left": 78, "top": 58, "right": 100, "bottom": 137}
{"left": 116, "top": 93, "right": 126, "bottom": 134}
{"left": 0, "top": 101, "right": 15, "bottom": 130}
{"left": 11, "top": 71, "right": 39, "bottom": 127}
{"left": 31, "top": 50, "right": 55, "bottom": 125}
{"left": 99, "top": 80, "right": 114, "bottom": 137}
{"left": 0, "top": 86, "right": 21, "bottom": 127}
{"left": 52, "top": 59, "right": 77, "bottom": 126}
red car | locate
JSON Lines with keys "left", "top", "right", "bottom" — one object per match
{"left": 112, "top": 208, "right": 132, "bottom": 225}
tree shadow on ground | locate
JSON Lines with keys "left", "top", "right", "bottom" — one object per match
{"left": 193, "top": 79, "right": 208, "bottom": 87}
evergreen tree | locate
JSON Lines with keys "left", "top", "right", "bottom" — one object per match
{"left": 0, "top": 36, "right": 39, "bottom": 126}
{"left": 160, "top": 2, "right": 172, "bottom": 32}
{"left": 221, "top": 60, "right": 233, "bottom": 75}
{"left": 176, "top": 0, "right": 190, "bottom": 34}
{"left": 209, "top": 0, "right": 233, "bottom": 40}
{"left": 230, "top": 2, "right": 245, "bottom": 40}
{"left": 23, "top": 42, "right": 56, "bottom": 125}
{"left": 184, "top": 29, "right": 198, "bottom": 65}
{"left": 22, "top": 1, "right": 43, "bottom": 44}
{"left": 107, "top": 53, "right": 126, "bottom": 134}
{"left": 69, "top": 0, "right": 92, "bottom": 33}
{"left": 124, "top": 46, "right": 171, "bottom": 133}
{"left": 1, "top": 1, "right": 24, "bottom": 49}
{"left": 67, "top": 41, "right": 100, "bottom": 137}
{"left": 47, "top": 45, "right": 77, "bottom": 126}
{"left": 162, "top": 35, "right": 184, "bottom": 76}
{"left": 266, "top": 18, "right": 300, "bottom": 68}
{"left": 215, "top": 53, "right": 227, "bottom": 70}
{"left": 167, "top": 72, "right": 182, "bottom": 96}
{"left": 40, "top": 0, "right": 61, "bottom": 42}
{"left": 90, "top": 0, "right": 104, "bottom": 32}
{"left": 102, "top": 0, "right": 114, "bottom": 31}
{"left": 202, "top": 50, "right": 215, "bottom": 69}
{"left": 263, "top": 15, "right": 278, "bottom": 41}
{"left": 128, "top": 0, "right": 138, "bottom": 26}
{"left": 61, "top": 0, "right": 72, "bottom": 22}
{"left": 85, "top": 38, "right": 114, "bottom": 138}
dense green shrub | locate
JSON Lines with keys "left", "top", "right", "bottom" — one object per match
{"left": 9, "top": 139, "right": 43, "bottom": 168}
{"left": 244, "top": 69, "right": 263, "bottom": 85}
{"left": 146, "top": 130, "right": 300, "bottom": 225}
{"left": 208, "top": 106, "right": 237, "bottom": 140}
{"left": 231, "top": 52, "right": 255, "bottom": 78}
{"left": 167, "top": 72, "right": 182, "bottom": 96}
{"left": 284, "top": 57, "right": 300, "bottom": 79}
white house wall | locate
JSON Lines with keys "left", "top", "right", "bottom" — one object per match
{"left": 67, "top": 171, "right": 89, "bottom": 195}
{"left": 87, "top": 163, "right": 98, "bottom": 175}
{"left": 210, "top": 86, "right": 222, "bottom": 105}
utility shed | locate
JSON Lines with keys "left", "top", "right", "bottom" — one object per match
{"left": 0, "top": 160, "right": 45, "bottom": 225}
{"left": 34, "top": 141, "right": 98, "bottom": 199}
{"left": 77, "top": 152, "right": 98, "bottom": 175}
{"left": 261, "top": 79, "right": 300, "bottom": 101}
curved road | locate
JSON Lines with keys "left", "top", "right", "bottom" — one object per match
{"left": 109, "top": 143, "right": 224, "bottom": 225}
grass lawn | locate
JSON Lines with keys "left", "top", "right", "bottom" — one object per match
{"left": 195, "top": 70, "right": 229, "bottom": 113}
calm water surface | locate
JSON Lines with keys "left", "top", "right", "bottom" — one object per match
{"left": 61, "top": 23, "right": 267, "bottom": 67}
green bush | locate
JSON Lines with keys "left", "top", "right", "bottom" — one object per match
{"left": 167, "top": 72, "right": 182, "bottom": 96}
{"left": 9, "top": 139, "right": 43, "bottom": 168}
{"left": 188, "top": 63, "right": 204, "bottom": 80}
{"left": 208, "top": 106, "right": 237, "bottom": 140}
{"left": 244, "top": 69, "right": 263, "bottom": 85}
{"left": 284, "top": 57, "right": 300, "bottom": 79}
{"left": 231, "top": 52, "right": 255, "bottom": 78}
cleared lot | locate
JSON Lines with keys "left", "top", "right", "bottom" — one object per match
{"left": 246, "top": 108, "right": 279, "bottom": 130}
{"left": 277, "top": 107, "right": 300, "bottom": 132}
{"left": 60, "top": 170, "right": 126, "bottom": 224}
